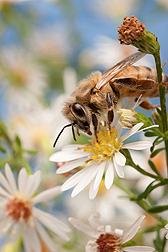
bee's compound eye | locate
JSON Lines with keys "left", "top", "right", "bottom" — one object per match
{"left": 71, "top": 103, "right": 85, "bottom": 117}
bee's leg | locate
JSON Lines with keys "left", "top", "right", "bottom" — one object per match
{"left": 106, "top": 92, "right": 114, "bottom": 130}
{"left": 138, "top": 99, "right": 159, "bottom": 110}
{"left": 77, "top": 128, "right": 80, "bottom": 136}
{"left": 91, "top": 112, "right": 98, "bottom": 142}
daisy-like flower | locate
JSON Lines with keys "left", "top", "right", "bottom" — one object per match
{"left": 69, "top": 212, "right": 155, "bottom": 252}
{"left": 50, "top": 121, "right": 152, "bottom": 199}
{"left": 0, "top": 164, "right": 71, "bottom": 252}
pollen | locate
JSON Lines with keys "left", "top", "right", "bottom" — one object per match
{"left": 79, "top": 124, "right": 122, "bottom": 163}
{"left": 5, "top": 194, "right": 33, "bottom": 223}
{"left": 96, "top": 233, "right": 122, "bottom": 252}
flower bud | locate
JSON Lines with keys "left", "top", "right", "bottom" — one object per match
{"left": 118, "top": 15, "right": 160, "bottom": 55}
{"left": 117, "top": 109, "right": 137, "bottom": 129}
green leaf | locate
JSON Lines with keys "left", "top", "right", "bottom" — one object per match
{"left": 0, "top": 145, "right": 6, "bottom": 153}
{"left": 150, "top": 148, "right": 165, "bottom": 158}
{"left": 137, "top": 181, "right": 155, "bottom": 200}
{"left": 145, "top": 131, "right": 157, "bottom": 137}
{"left": 156, "top": 107, "right": 162, "bottom": 115}
{"left": 22, "top": 149, "right": 38, "bottom": 155}
{"left": 154, "top": 230, "right": 167, "bottom": 252}
{"left": 148, "top": 205, "right": 168, "bottom": 213}
{"left": 15, "top": 135, "right": 22, "bottom": 149}
{"left": 150, "top": 137, "right": 164, "bottom": 152}
{"left": 148, "top": 160, "right": 162, "bottom": 178}
{"left": 144, "top": 225, "right": 161, "bottom": 233}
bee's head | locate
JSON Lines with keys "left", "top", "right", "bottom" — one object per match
{"left": 53, "top": 102, "right": 92, "bottom": 148}
{"left": 69, "top": 103, "right": 92, "bottom": 135}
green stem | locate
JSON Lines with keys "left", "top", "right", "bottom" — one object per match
{"left": 121, "top": 149, "right": 161, "bottom": 180}
{"left": 154, "top": 53, "right": 168, "bottom": 177}
{"left": 114, "top": 179, "right": 167, "bottom": 225}
{"left": 130, "top": 163, "right": 158, "bottom": 180}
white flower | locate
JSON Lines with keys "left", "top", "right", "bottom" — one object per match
{"left": 165, "top": 223, "right": 168, "bottom": 239}
{"left": 0, "top": 164, "right": 71, "bottom": 252}
{"left": 69, "top": 212, "right": 155, "bottom": 252}
{"left": 50, "top": 122, "right": 152, "bottom": 200}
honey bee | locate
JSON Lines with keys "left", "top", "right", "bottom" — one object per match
{"left": 53, "top": 51, "right": 168, "bottom": 147}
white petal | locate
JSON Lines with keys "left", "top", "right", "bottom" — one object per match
{"left": 132, "top": 95, "right": 144, "bottom": 109}
{"left": 18, "top": 168, "right": 28, "bottom": 194}
{"left": 124, "top": 97, "right": 136, "bottom": 109}
{"left": 35, "top": 221, "right": 56, "bottom": 252}
{"left": 24, "top": 170, "right": 41, "bottom": 197}
{"left": 32, "top": 186, "right": 61, "bottom": 204}
{"left": 122, "top": 215, "right": 145, "bottom": 244}
{"left": 24, "top": 175, "right": 35, "bottom": 196}
{"left": 0, "top": 186, "right": 11, "bottom": 198}
{"left": 5, "top": 164, "right": 17, "bottom": 193}
{"left": 0, "top": 217, "right": 13, "bottom": 235}
{"left": 123, "top": 246, "right": 155, "bottom": 251}
{"left": 62, "top": 144, "right": 83, "bottom": 151}
{"left": 29, "top": 170, "right": 42, "bottom": 197}
{"left": 113, "top": 157, "right": 124, "bottom": 178}
{"left": 93, "top": 162, "right": 105, "bottom": 190}
{"left": 114, "top": 228, "right": 123, "bottom": 237}
{"left": 88, "top": 212, "right": 101, "bottom": 229}
{"left": 114, "top": 152, "right": 126, "bottom": 166}
{"left": 89, "top": 177, "right": 100, "bottom": 200}
{"left": 10, "top": 223, "right": 21, "bottom": 244}
{"left": 105, "top": 160, "right": 114, "bottom": 190}
{"left": 69, "top": 217, "right": 98, "bottom": 238}
{"left": 62, "top": 163, "right": 94, "bottom": 191}
{"left": 56, "top": 157, "right": 89, "bottom": 174}
{"left": 0, "top": 172, "right": 13, "bottom": 194}
{"left": 165, "top": 223, "right": 168, "bottom": 229}
{"left": 27, "top": 226, "right": 41, "bottom": 252}
{"left": 71, "top": 164, "right": 98, "bottom": 198}
{"left": 49, "top": 150, "right": 88, "bottom": 162}
{"left": 22, "top": 227, "right": 32, "bottom": 252}
{"left": 120, "top": 123, "right": 144, "bottom": 142}
{"left": 138, "top": 124, "right": 159, "bottom": 133}
{"left": 105, "top": 225, "right": 112, "bottom": 233}
{"left": 85, "top": 243, "right": 97, "bottom": 252}
{"left": 123, "top": 141, "right": 152, "bottom": 150}
{"left": 33, "top": 207, "right": 71, "bottom": 241}
{"left": 0, "top": 208, "right": 6, "bottom": 218}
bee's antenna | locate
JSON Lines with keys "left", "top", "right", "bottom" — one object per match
{"left": 53, "top": 123, "right": 74, "bottom": 148}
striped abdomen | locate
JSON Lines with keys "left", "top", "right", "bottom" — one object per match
{"left": 112, "top": 66, "right": 168, "bottom": 98}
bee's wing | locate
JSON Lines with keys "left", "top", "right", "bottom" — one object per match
{"left": 96, "top": 51, "right": 146, "bottom": 90}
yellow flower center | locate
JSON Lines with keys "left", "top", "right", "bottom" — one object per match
{"left": 80, "top": 124, "right": 122, "bottom": 163}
